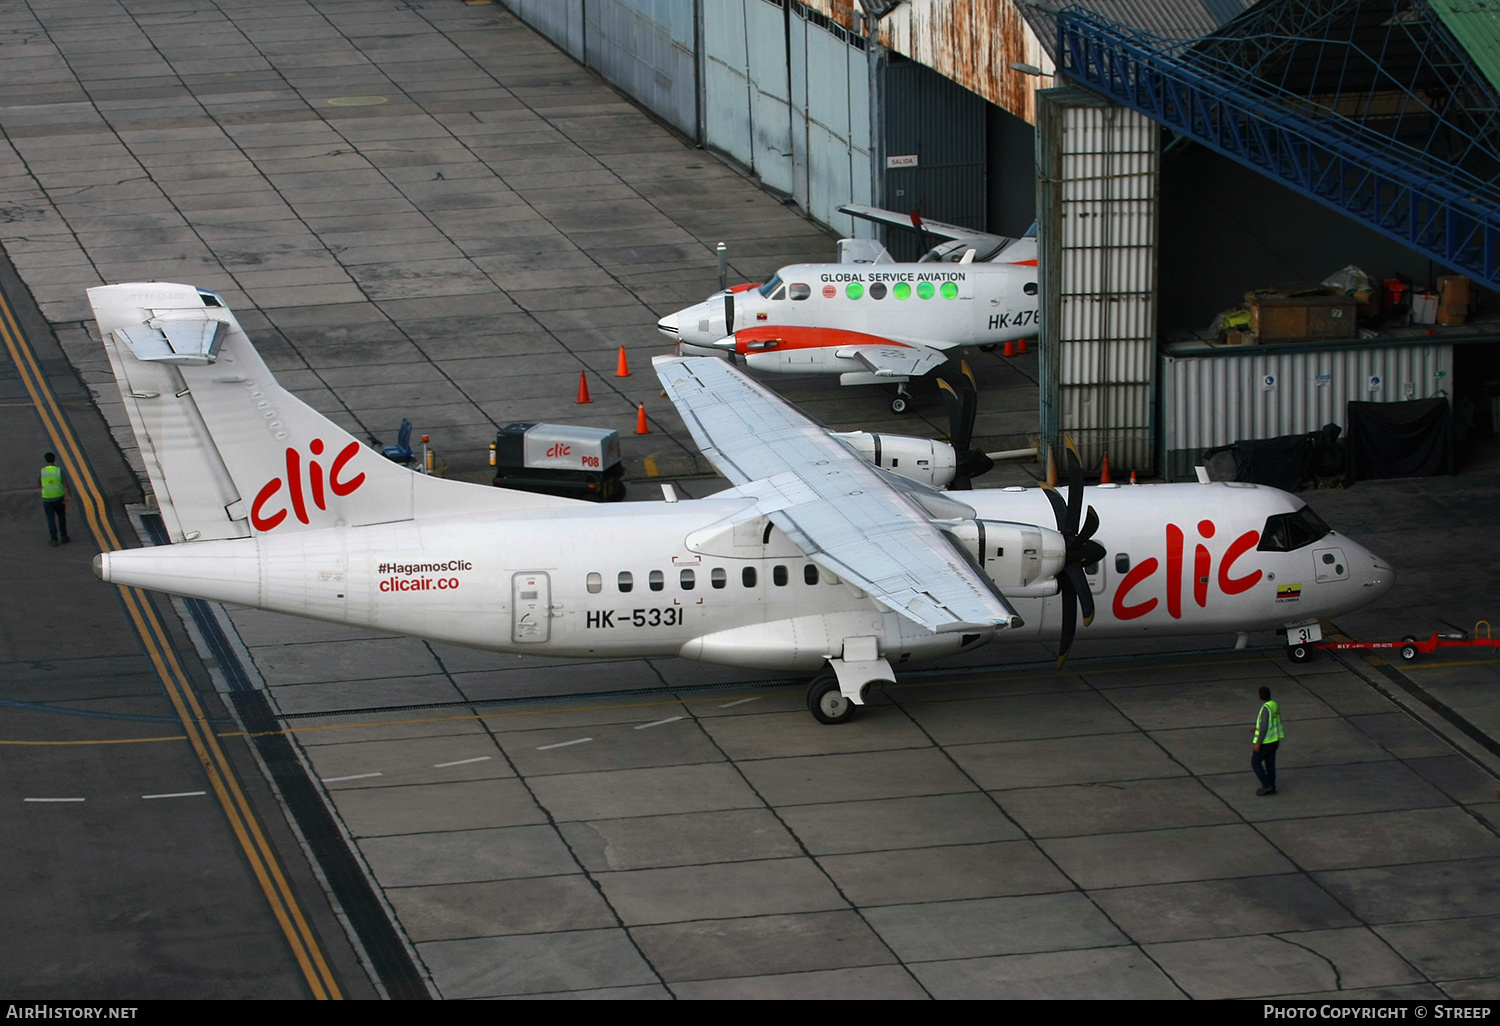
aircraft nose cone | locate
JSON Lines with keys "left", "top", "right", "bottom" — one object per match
{"left": 657, "top": 312, "right": 679, "bottom": 337}
{"left": 93, "top": 552, "right": 109, "bottom": 582}
{"left": 1365, "top": 553, "right": 1396, "bottom": 600}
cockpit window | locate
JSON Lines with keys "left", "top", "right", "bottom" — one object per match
{"left": 758, "top": 274, "right": 784, "bottom": 299}
{"left": 788, "top": 282, "right": 811, "bottom": 300}
{"left": 1257, "top": 506, "right": 1332, "bottom": 552}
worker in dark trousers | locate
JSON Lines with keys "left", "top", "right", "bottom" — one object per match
{"left": 39, "top": 451, "right": 70, "bottom": 546}
{"left": 1252, "top": 685, "right": 1283, "bottom": 796}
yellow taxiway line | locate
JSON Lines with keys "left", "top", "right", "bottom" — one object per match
{"left": 0, "top": 287, "right": 342, "bottom": 1000}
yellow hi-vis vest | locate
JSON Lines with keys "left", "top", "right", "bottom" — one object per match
{"left": 1254, "top": 700, "right": 1284, "bottom": 744}
{"left": 40, "top": 464, "right": 65, "bottom": 500}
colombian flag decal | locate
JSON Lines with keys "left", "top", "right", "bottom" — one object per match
{"left": 1276, "top": 584, "right": 1302, "bottom": 602}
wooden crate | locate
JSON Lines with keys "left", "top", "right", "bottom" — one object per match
{"left": 1250, "top": 295, "right": 1358, "bottom": 341}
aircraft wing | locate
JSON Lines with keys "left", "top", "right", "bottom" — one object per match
{"left": 844, "top": 342, "right": 950, "bottom": 379}
{"left": 654, "top": 355, "right": 1020, "bottom": 634}
{"left": 839, "top": 203, "right": 1018, "bottom": 257}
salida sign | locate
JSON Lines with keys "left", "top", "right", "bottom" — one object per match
{"left": 251, "top": 439, "right": 364, "bottom": 531}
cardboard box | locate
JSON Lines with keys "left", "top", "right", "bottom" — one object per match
{"left": 1224, "top": 329, "right": 1258, "bottom": 345}
{"left": 1250, "top": 295, "right": 1358, "bottom": 341}
{"left": 1438, "top": 274, "right": 1470, "bottom": 314}
{"left": 1353, "top": 287, "right": 1379, "bottom": 317}
{"left": 1437, "top": 307, "right": 1466, "bottom": 326}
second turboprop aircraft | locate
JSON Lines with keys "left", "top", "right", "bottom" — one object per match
{"left": 657, "top": 204, "right": 1041, "bottom": 413}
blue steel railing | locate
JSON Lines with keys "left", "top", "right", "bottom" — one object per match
{"left": 1057, "top": 9, "right": 1500, "bottom": 288}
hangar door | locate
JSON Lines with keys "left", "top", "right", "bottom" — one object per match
{"left": 880, "top": 56, "right": 988, "bottom": 262}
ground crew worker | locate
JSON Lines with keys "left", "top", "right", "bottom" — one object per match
{"left": 1252, "top": 685, "right": 1283, "bottom": 795}
{"left": 39, "top": 451, "right": 70, "bottom": 547}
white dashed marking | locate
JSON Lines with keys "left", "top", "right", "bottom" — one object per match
{"left": 322, "top": 772, "right": 383, "bottom": 783}
{"left": 718, "top": 697, "right": 761, "bottom": 708}
{"left": 537, "top": 737, "right": 592, "bottom": 750}
{"left": 635, "top": 716, "right": 683, "bottom": 730}
{"left": 142, "top": 791, "right": 207, "bottom": 800}
{"left": 24, "top": 797, "right": 84, "bottom": 803}
{"left": 434, "top": 756, "right": 492, "bottom": 768}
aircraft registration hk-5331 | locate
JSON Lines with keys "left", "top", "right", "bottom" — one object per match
{"left": 657, "top": 204, "right": 1041, "bottom": 413}
{"left": 89, "top": 283, "right": 1394, "bottom": 724}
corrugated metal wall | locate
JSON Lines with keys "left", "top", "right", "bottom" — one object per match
{"left": 504, "top": 0, "right": 586, "bottom": 63}
{"left": 704, "top": 0, "right": 796, "bottom": 194}
{"left": 1038, "top": 88, "right": 1160, "bottom": 473}
{"left": 503, "top": 1, "right": 696, "bottom": 137}
{"left": 504, "top": 0, "right": 873, "bottom": 235}
{"left": 1161, "top": 342, "right": 1455, "bottom": 480}
{"left": 788, "top": 7, "right": 872, "bottom": 236}
{"left": 586, "top": 0, "right": 699, "bottom": 138}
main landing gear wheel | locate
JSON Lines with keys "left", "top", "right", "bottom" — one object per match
{"left": 807, "top": 669, "right": 856, "bottom": 725}
{"left": 889, "top": 395, "right": 908, "bottom": 414}
{"left": 1287, "top": 643, "right": 1314, "bottom": 664}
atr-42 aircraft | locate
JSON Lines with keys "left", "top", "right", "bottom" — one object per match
{"left": 89, "top": 283, "right": 1393, "bottom": 724}
{"left": 657, "top": 203, "right": 1040, "bottom": 413}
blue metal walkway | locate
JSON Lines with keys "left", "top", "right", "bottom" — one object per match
{"left": 1057, "top": 1, "right": 1500, "bottom": 288}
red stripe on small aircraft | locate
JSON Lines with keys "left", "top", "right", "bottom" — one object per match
{"left": 733, "top": 325, "right": 915, "bottom": 354}
{"left": 1011, "top": 259, "right": 1038, "bottom": 266}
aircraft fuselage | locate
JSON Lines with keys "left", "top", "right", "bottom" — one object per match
{"left": 659, "top": 260, "right": 1039, "bottom": 378}
{"left": 97, "top": 482, "right": 1392, "bottom": 674}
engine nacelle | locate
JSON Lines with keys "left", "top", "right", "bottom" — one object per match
{"left": 943, "top": 519, "right": 1067, "bottom": 597}
{"left": 834, "top": 432, "right": 958, "bottom": 488}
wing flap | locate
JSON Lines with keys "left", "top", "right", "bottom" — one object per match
{"left": 844, "top": 343, "right": 950, "bottom": 379}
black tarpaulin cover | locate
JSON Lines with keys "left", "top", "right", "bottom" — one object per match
{"left": 1345, "top": 397, "right": 1452, "bottom": 482}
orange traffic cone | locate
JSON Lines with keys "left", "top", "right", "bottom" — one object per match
{"left": 616, "top": 346, "right": 631, "bottom": 378}
{"left": 1017, "top": 338, "right": 1029, "bottom": 355}
{"left": 1130, "top": 470, "right": 1138, "bottom": 485}
{"left": 576, "top": 370, "right": 592, "bottom": 404}
{"left": 635, "top": 403, "right": 649, "bottom": 434}
{"left": 1003, "top": 340, "right": 1016, "bottom": 357}
{"left": 1100, "top": 453, "right": 1111, "bottom": 484}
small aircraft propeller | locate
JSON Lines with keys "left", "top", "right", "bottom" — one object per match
{"left": 1042, "top": 438, "right": 1108, "bottom": 668}
{"left": 936, "top": 361, "right": 995, "bottom": 490}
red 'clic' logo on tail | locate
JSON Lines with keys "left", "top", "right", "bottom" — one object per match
{"left": 251, "top": 439, "right": 365, "bottom": 531}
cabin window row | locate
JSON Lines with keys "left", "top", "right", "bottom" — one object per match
{"left": 584, "top": 564, "right": 836, "bottom": 594}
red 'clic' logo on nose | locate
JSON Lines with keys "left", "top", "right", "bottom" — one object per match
{"left": 251, "top": 439, "right": 364, "bottom": 531}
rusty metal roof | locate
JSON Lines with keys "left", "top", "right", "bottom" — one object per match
{"left": 1021, "top": 0, "right": 1255, "bottom": 58}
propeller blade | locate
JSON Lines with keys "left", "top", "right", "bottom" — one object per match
{"left": 956, "top": 360, "right": 978, "bottom": 451}
{"left": 1056, "top": 572, "right": 1078, "bottom": 669}
{"left": 1063, "top": 438, "right": 1084, "bottom": 536}
{"left": 937, "top": 377, "right": 962, "bottom": 442}
{"left": 1043, "top": 485, "right": 1068, "bottom": 533}
{"left": 1079, "top": 505, "right": 1100, "bottom": 544}
{"left": 1066, "top": 563, "right": 1095, "bottom": 626}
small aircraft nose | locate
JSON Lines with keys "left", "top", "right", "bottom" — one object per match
{"left": 657, "top": 312, "right": 679, "bottom": 337}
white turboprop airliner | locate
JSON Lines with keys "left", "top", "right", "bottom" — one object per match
{"left": 89, "top": 283, "right": 1394, "bottom": 723}
{"left": 657, "top": 204, "right": 1041, "bottom": 412}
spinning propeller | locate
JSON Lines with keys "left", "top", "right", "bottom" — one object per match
{"left": 936, "top": 361, "right": 995, "bottom": 490}
{"left": 1043, "top": 438, "right": 1107, "bottom": 668}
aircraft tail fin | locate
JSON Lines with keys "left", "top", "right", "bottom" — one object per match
{"left": 89, "top": 283, "right": 582, "bottom": 543}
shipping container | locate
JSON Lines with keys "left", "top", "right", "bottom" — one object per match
{"left": 1160, "top": 340, "right": 1455, "bottom": 481}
